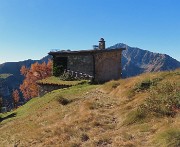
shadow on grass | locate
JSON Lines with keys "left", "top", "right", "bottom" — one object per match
{"left": 0, "top": 113, "right": 17, "bottom": 123}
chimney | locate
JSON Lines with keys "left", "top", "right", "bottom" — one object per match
{"left": 99, "top": 38, "right": 105, "bottom": 50}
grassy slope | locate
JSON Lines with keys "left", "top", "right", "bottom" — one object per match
{"left": 0, "top": 74, "right": 12, "bottom": 79}
{"left": 37, "top": 76, "right": 88, "bottom": 86}
{"left": 0, "top": 70, "right": 179, "bottom": 147}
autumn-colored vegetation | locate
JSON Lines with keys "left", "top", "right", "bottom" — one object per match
{"left": 20, "top": 60, "right": 52, "bottom": 99}
{"left": 12, "top": 89, "right": 20, "bottom": 108}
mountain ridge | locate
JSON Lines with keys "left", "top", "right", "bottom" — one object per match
{"left": 0, "top": 44, "right": 179, "bottom": 105}
{"left": 109, "top": 43, "right": 180, "bottom": 77}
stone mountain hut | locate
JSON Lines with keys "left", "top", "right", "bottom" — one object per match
{"left": 49, "top": 38, "right": 126, "bottom": 83}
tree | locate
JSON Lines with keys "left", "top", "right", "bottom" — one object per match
{"left": 20, "top": 60, "right": 52, "bottom": 99}
{"left": 12, "top": 89, "right": 20, "bottom": 108}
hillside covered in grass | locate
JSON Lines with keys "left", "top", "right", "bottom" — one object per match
{"left": 0, "top": 69, "right": 179, "bottom": 147}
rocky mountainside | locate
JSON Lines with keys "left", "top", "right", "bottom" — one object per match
{"left": 109, "top": 43, "right": 180, "bottom": 77}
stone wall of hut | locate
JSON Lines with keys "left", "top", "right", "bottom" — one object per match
{"left": 94, "top": 51, "right": 122, "bottom": 83}
{"left": 67, "top": 55, "right": 93, "bottom": 76}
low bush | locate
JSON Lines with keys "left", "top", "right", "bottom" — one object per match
{"left": 139, "top": 81, "right": 180, "bottom": 117}
{"left": 127, "top": 77, "right": 162, "bottom": 98}
{"left": 56, "top": 96, "right": 72, "bottom": 105}
{"left": 59, "top": 72, "right": 77, "bottom": 81}
{"left": 134, "top": 77, "right": 162, "bottom": 92}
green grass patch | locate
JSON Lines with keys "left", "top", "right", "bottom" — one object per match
{"left": 139, "top": 123, "right": 152, "bottom": 132}
{"left": 102, "top": 80, "right": 121, "bottom": 92}
{"left": 123, "top": 109, "right": 146, "bottom": 125}
{"left": 0, "top": 83, "right": 98, "bottom": 123}
{"left": 0, "top": 74, "right": 12, "bottom": 79}
{"left": 37, "top": 76, "right": 88, "bottom": 86}
{"left": 154, "top": 128, "right": 180, "bottom": 147}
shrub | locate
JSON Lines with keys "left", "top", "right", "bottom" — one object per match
{"left": 56, "top": 96, "right": 72, "bottom": 105}
{"left": 139, "top": 81, "right": 180, "bottom": 117}
{"left": 53, "top": 66, "right": 61, "bottom": 77}
{"left": 127, "top": 77, "right": 162, "bottom": 98}
{"left": 59, "top": 71, "right": 77, "bottom": 81}
{"left": 134, "top": 78, "right": 162, "bottom": 92}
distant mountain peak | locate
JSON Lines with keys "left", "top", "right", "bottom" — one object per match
{"left": 109, "top": 43, "right": 180, "bottom": 77}
{"left": 108, "top": 43, "right": 128, "bottom": 49}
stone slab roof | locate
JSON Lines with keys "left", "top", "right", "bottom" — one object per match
{"left": 49, "top": 48, "right": 126, "bottom": 56}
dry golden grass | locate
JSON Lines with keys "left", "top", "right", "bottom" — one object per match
{"left": 0, "top": 69, "right": 179, "bottom": 147}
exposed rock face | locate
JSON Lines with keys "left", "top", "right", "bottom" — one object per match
{"left": 109, "top": 43, "right": 180, "bottom": 78}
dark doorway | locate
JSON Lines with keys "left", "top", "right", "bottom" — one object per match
{"left": 54, "top": 57, "right": 68, "bottom": 76}
{"left": 57, "top": 57, "right": 68, "bottom": 70}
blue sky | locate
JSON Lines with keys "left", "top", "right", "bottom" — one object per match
{"left": 0, "top": 0, "right": 180, "bottom": 63}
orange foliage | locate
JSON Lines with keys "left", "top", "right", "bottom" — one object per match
{"left": 12, "top": 89, "right": 20, "bottom": 108}
{"left": 20, "top": 60, "right": 52, "bottom": 99}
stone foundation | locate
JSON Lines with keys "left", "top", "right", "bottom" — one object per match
{"left": 38, "top": 84, "right": 70, "bottom": 97}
